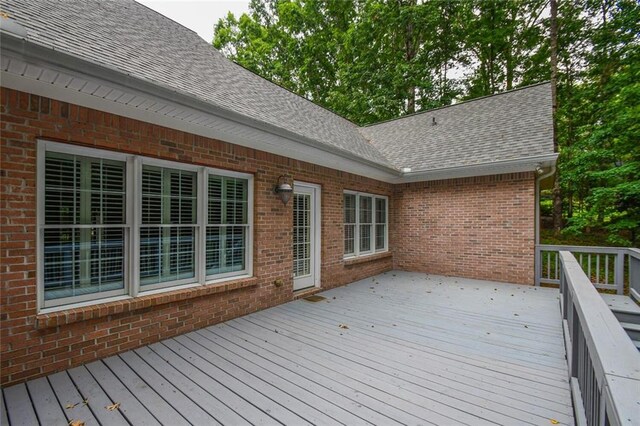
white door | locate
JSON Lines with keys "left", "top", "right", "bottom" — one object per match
{"left": 293, "top": 183, "right": 320, "bottom": 291}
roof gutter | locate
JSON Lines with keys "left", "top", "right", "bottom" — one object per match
{"left": 395, "top": 153, "right": 558, "bottom": 183}
{"left": 0, "top": 32, "right": 400, "bottom": 176}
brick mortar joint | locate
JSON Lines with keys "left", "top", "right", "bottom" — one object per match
{"left": 34, "top": 277, "right": 259, "bottom": 329}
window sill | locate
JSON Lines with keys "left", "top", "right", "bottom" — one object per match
{"left": 343, "top": 251, "right": 392, "bottom": 266}
{"left": 35, "top": 276, "right": 259, "bottom": 329}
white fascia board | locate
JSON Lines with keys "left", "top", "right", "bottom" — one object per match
{"left": 392, "top": 153, "right": 558, "bottom": 183}
{"left": 0, "top": 35, "right": 399, "bottom": 181}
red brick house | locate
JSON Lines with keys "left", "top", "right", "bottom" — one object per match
{"left": 0, "top": 0, "right": 556, "bottom": 386}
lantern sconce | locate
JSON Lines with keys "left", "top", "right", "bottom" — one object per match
{"left": 274, "top": 175, "right": 294, "bottom": 205}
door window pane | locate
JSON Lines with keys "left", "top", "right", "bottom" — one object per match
{"left": 293, "top": 193, "right": 312, "bottom": 277}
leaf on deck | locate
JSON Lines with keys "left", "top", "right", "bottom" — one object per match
{"left": 105, "top": 402, "right": 120, "bottom": 411}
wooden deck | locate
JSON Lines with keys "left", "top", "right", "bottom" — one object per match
{"left": 2, "top": 271, "right": 574, "bottom": 425}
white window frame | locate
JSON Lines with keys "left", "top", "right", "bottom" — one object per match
{"left": 343, "top": 190, "right": 389, "bottom": 259}
{"left": 37, "top": 140, "right": 253, "bottom": 312}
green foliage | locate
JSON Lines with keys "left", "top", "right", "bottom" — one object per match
{"left": 213, "top": 0, "right": 640, "bottom": 245}
{"left": 557, "top": 0, "right": 640, "bottom": 246}
{"left": 213, "top": 0, "right": 548, "bottom": 124}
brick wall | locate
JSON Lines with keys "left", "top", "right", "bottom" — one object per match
{"left": 0, "top": 88, "right": 393, "bottom": 386}
{"left": 392, "top": 174, "right": 536, "bottom": 285}
{"left": 1, "top": 87, "right": 537, "bottom": 386}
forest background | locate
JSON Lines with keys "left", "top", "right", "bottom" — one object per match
{"left": 212, "top": 0, "right": 639, "bottom": 246}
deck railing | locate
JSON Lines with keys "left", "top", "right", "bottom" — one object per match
{"left": 536, "top": 244, "right": 640, "bottom": 297}
{"left": 559, "top": 251, "right": 640, "bottom": 426}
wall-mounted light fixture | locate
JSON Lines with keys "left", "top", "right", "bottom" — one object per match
{"left": 274, "top": 175, "right": 294, "bottom": 205}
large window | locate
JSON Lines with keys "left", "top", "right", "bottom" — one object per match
{"left": 344, "top": 191, "right": 388, "bottom": 258}
{"left": 39, "top": 141, "right": 253, "bottom": 309}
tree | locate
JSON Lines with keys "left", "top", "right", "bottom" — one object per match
{"left": 561, "top": 0, "right": 640, "bottom": 245}
{"left": 213, "top": 0, "right": 640, "bottom": 244}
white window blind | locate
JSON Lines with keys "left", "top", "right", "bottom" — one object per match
{"left": 206, "top": 175, "right": 249, "bottom": 277}
{"left": 39, "top": 141, "right": 253, "bottom": 310}
{"left": 140, "top": 165, "right": 197, "bottom": 288}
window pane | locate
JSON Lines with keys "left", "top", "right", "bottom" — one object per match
{"left": 43, "top": 227, "right": 125, "bottom": 300}
{"left": 344, "top": 194, "right": 356, "bottom": 223}
{"left": 206, "top": 226, "right": 247, "bottom": 276}
{"left": 45, "top": 153, "right": 125, "bottom": 225}
{"left": 44, "top": 153, "right": 80, "bottom": 225}
{"left": 360, "top": 196, "right": 372, "bottom": 224}
{"left": 344, "top": 224, "right": 355, "bottom": 255}
{"left": 376, "top": 224, "right": 386, "bottom": 250}
{"left": 140, "top": 226, "right": 195, "bottom": 285}
{"left": 360, "top": 224, "right": 372, "bottom": 252}
{"left": 142, "top": 166, "right": 196, "bottom": 225}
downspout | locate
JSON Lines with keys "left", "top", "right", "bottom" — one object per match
{"left": 534, "top": 164, "right": 556, "bottom": 286}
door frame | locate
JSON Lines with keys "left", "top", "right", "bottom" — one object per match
{"left": 293, "top": 181, "right": 321, "bottom": 290}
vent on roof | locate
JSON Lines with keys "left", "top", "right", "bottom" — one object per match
{"left": 0, "top": 13, "right": 28, "bottom": 38}
{"left": 432, "top": 117, "right": 437, "bottom": 126}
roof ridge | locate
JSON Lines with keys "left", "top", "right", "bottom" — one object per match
{"left": 361, "top": 81, "right": 551, "bottom": 128}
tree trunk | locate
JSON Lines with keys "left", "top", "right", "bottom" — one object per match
{"left": 550, "top": 0, "right": 562, "bottom": 233}
{"left": 403, "top": 0, "right": 417, "bottom": 114}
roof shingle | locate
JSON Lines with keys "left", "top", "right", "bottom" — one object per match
{"left": 1, "top": 0, "right": 554, "bottom": 174}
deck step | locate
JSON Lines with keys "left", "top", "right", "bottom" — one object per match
{"left": 601, "top": 294, "right": 640, "bottom": 324}
{"left": 620, "top": 322, "right": 640, "bottom": 341}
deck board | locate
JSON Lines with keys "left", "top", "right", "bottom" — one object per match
{"left": 267, "top": 305, "right": 573, "bottom": 421}
{"left": 1, "top": 272, "right": 574, "bottom": 425}
{"left": 26, "top": 377, "right": 67, "bottom": 426}
{"left": 47, "top": 372, "right": 99, "bottom": 426}
{"left": 241, "top": 312, "right": 572, "bottom": 425}
{"left": 66, "top": 366, "right": 129, "bottom": 426}
{"left": 1, "top": 389, "right": 9, "bottom": 426}
{"left": 3, "top": 384, "right": 38, "bottom": 426}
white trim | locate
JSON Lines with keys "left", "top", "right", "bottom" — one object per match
{"left": 36, "top": 139, "right": 255, "bottom": 311}
{"left": 0, "top": 60, "right": 397, "bottom": 182}
{"left": 393, "top": 154, "right": 559, "bottom": 183}
{"left": 343, "top": 190, "right": 389, "bottom": 259}
{"left": 293, "top": 181, "right": 321, "bottom": 290}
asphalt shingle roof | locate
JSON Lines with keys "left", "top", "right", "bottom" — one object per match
{"left": 1, "top": 0, "right": 554, "bottom": 174}
{"left": 360, "top": 82, "right": 554, "bottom": 171}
